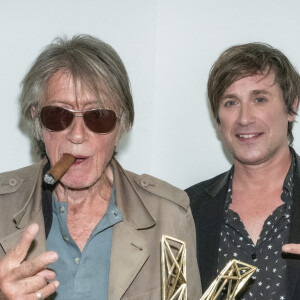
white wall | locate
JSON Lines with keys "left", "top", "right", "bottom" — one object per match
{"left": 1, "top": 0, "right": 300, "bottom": 189}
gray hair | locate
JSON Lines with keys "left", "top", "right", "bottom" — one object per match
{"left": 20, "top": 34, "right": 134, "bottom": 157}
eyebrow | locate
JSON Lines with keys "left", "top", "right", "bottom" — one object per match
{"left": 220, "top": 94, "right": 238, "bottom": 102}
{"left": 46, "top": 99, "right": 100, "bottom": 107}
{"left": 251, "top": 89, "right": 272, "bottom": 95}
{"left": 221, "top": 89, "right": 272, "bottom": 100}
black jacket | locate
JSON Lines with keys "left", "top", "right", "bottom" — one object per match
{"left": 186, "top": 150, "right": 300, "bottom": 300}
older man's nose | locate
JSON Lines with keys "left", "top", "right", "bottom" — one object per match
{"left": 67, "top": 116, "right": 88, "bottom": 144}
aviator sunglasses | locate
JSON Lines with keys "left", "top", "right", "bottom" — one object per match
{"left": 39, "top": 106, "right": 120, "bottom": 134}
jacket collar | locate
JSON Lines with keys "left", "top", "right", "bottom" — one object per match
{"left": 10, "top": 157, "right": 156, "bottom": 232}
{"left": 206, "top": 146, "right": 299, "bottom": 198}
{"left": 205, "top": 167, "right": 232, "bottom": 198}
{"left": 111, "top": 158, "right": 156, "bottom": 229}
{"left": 108, "top": 159, "right": 155, "bottom": 299}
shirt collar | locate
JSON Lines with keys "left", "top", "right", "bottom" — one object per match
{"left": 283, "top": 149, "right": 296, "bottom": 196}
{"left": 225, "top": 149, "right": 296, "bottom": 206}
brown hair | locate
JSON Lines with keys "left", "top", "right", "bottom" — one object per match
{"left": 207, "top": 43, "right": 300, "bottom": 144}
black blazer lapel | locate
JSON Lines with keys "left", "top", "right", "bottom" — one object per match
{"left": 201, "top": 185, "right": 228, "bottom": 291}
{"left": 287, "top": 154, "right": 300, "bottom": 300}
{"left": 187, "top": 171, "right": 230, "bottom": 291}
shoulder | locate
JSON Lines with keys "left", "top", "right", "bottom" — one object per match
{"left": 0, "top": 161, "right": 43, "bottom": 195}
{"left": 185, "top": 171, "right": 229, "bottom": 209}
{"left": 185, "top": 172, "right": 228, "bottom": 196}
{"left": 289, "top": 147, "right": 300, "bottom": 177}
{"left": 294, "top": 149, "right": 300, "bottom": 169}
{"left": 125, "top": 169, "right": 190, "bottom": 211}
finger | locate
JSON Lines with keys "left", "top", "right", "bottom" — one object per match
{"left": 31, "top": 281, "right": 59, "bottom": 300}
{"left": 36, "top": 269, "right": 56, "bottom": 281}
{"left": 0, "top": 279, "right": 59, "bottom": 300}
{"left": 0, "top": 274, "right": 48, "bottom": 299}
{"left": 17, "top": 252, "right": 58, "bottom": 279}
{"left": 7, "top": 224, "right": 39, "bottom": 263}
{"left": 20, "top": 274, "right": 49, "bottom": 295}
{"left": 282, "top": 243, "right": 300, "bottom": 255}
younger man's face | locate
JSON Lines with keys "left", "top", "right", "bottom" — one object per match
{"left": 218, "top": 71, "right": 296, "bottom": 166}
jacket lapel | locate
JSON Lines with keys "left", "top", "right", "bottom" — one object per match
{"left": 199, "top": 171, "right": 230, "bottom": 290}
{"left": 108, "top": 221, "right": 150, "bottom": 300}
{"left": 287, "top": 152, "right": 300, "bottom": 299}
{"left": 108, "top": 159, "right": 155, "bottom": 300}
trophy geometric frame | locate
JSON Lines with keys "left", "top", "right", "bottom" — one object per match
{"left": 161, "top": 235, "right": 187, "bottom": 300}
{"left": 161, "top": 234, "right": 256, "bottom": 300}
{"left": 200, "top": 259, "right": 257, "bottom": 300}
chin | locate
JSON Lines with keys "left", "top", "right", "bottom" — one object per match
{"left": 233, "top": 150, "right": 270, "bottom": 166}
{"left": 59, "top": 175, "right": 96, "bottom": 190}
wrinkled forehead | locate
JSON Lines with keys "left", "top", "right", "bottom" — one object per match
{"left": 43, "top": 69, "right": 120, "bottom": 111}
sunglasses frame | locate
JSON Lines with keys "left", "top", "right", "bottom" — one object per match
{"left": 39, "top": 105, "right": 121, "bottom": 134}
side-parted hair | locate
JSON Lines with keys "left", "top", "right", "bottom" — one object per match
{"left": 207, "top": 42, "right": 300, "bottom": 144}
{"left": 20, "top": 34, "right": 134, "bottom": 156}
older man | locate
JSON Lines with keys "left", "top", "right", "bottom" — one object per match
{"left": 0, "top": 35, "right": 201, "bottom": 300}
{"left": 186, "top": 43, "right": 300, "bottom": 299}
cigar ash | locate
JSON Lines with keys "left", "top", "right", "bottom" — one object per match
{"left": 44, "top": 153, "right": 76, "bottom": 185}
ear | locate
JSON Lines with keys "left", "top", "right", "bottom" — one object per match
{"left": 30, "top": 105, "right": 38, "bottom": 119}
{"left": 288, "top": 97, "right": 299, "bottom": 122}
{"left": 114, "top": 113, "right": 126, "bottom": 146}
{"left": 217, "top": 115, "right": 222, "bottom": 131}
{"left": 292, "top": 97, "right": 299, "bottom": 111}
{"left": 115, "top": 127, "right": 123, "bottom": 146}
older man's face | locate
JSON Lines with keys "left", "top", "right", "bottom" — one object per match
{"left": 218, "top": 71, "right": 297, "bottom": 166}
{"left": 41, "top": 71, "right": 120, "bottom": 189}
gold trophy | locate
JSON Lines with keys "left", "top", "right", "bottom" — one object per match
{"left": 200, "top": 259, "right": 256, "bottom": 300}
{"left": 161, "top": 235, "right": 256, "bottom": 300}
{"left": 161, "top": 235, "right": 187, "bottom": 300}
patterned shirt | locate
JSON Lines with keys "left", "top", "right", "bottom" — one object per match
{"left": 217, "top": 154, "right": 295, "bottom": 300}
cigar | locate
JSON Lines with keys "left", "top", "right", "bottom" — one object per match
{"left": 44, "top": 153, "right": 76, "bottom": 185}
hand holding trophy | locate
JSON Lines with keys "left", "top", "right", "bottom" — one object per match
{"left": 161, "top": 235, "right": 256, "bottom": 300}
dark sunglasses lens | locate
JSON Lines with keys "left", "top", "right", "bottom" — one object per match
{"left": 84, "top": 109, "right": 117, "bottom": 133}
{"left": 40, "top": 106, "right": 74, "bottom": 131}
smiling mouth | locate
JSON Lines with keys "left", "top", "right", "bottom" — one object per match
{"left": 237, "top": 133, "right": 262, "bottom": 139}
{"left": 239, "top": 134, "right": 257, "bottom": 138}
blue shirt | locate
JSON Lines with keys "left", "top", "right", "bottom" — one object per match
{"left": 46, "top": 187, "right": 123, "bottom": 300}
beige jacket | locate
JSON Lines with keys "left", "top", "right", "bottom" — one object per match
{"left": 0, "top": 158, "right": 201, "bottom": 299}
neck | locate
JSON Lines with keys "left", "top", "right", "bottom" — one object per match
{"left": 53, "top": 165, "right": 114, "bottom": 207}
{"left": 233, "top": 146, "right": 291, "bottom": 192}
